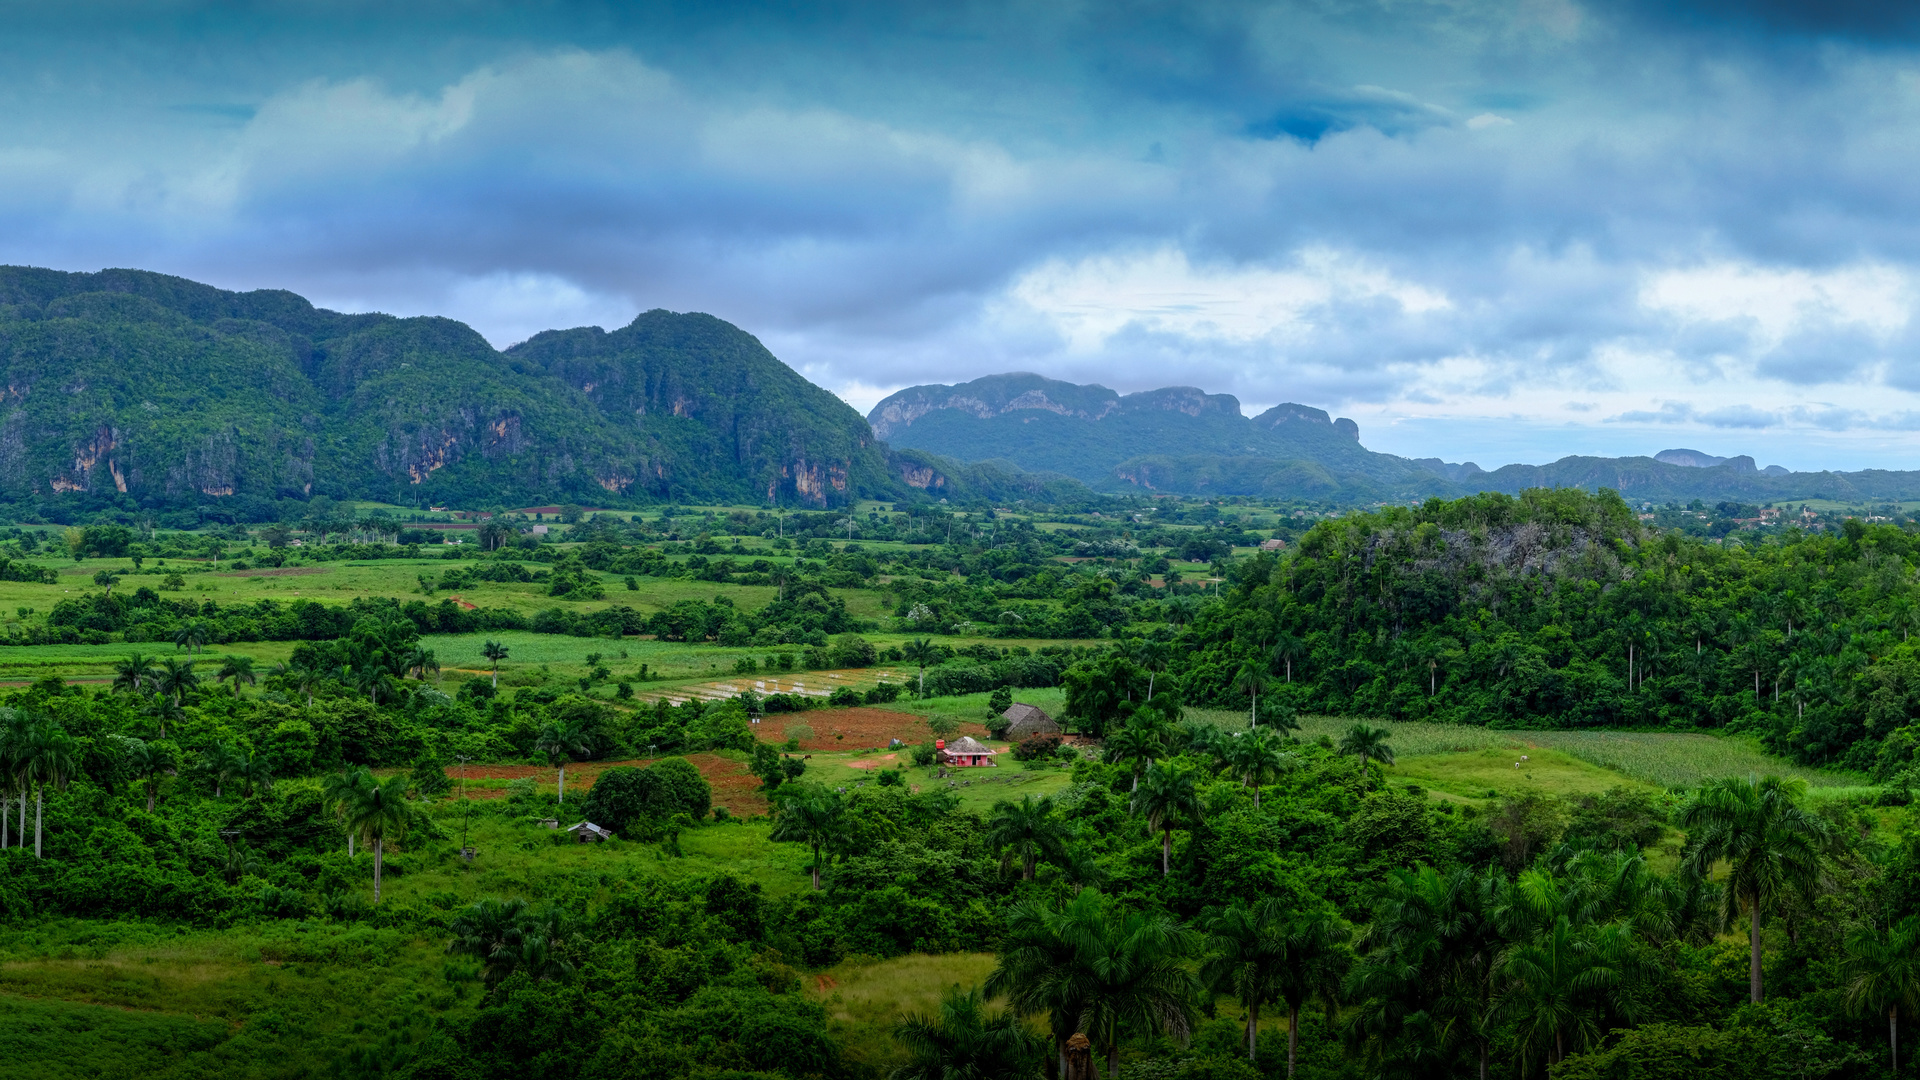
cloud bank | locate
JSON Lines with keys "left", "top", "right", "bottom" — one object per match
{"left": 4, "top": 1, "right": 1920, "bottom": 470}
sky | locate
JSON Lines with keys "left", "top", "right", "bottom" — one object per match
{"left": 6, "top": 1, "right": 1920, "bottom": 471}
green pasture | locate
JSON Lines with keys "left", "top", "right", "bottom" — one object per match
{"left": 0, "top": 918, "right": 459, "bottom": 1080}
{"left": 1287, "top": 716, "right": 1869, "bottom": 794}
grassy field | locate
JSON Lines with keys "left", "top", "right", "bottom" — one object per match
{"left": 1288, "top": 716, "right": 1869, "bottom": 794}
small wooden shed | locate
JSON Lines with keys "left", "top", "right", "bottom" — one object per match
{"left": 939, "top": 736, "right": 999, "bottom": 768}
{"left": 1001, "top": 703, "right": 1061, "bottom": 740}
{"left": 567, "top": 821, "right": 615, "bottom": 843}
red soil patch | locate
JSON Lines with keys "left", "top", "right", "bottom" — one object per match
{"left": 446, "top": 752, "right": 768, "bottom": 816}
{"left": 445, "top": 595, "right": 479, "bottom": 610}
{"left": 761, "top": 707, "right": 989, "bottom": 751}
{"left": 212, "top": 566, "right": 330, "bottom": 577}
{"left": 844, "top": 753, "right": 899, "bottom": 770}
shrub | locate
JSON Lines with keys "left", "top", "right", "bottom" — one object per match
{"left": 784, "top": 722, "right": 815, "bottom": 744}
{"left": 910, "top": 743, "right": 937, "bottom": 767}
{"left": 828, "top": 686, "right": 861, "bottom": 708}
{"left": 863, "top": 682, "right": 901, "bottom": 705}
{"left": 1011, "top": 733, "right": 1063, "bottom": 761}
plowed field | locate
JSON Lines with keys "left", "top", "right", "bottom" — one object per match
{"left": 760, "top": 707, "right": 989, "bottom": 751}
{"left": 444, "top": 752, "right": 768, "bottom": 816}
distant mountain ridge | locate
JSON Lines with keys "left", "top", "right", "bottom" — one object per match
{"left": 0, "top": 267, "right": 1077, "bottom": 514}
{"left": 869, "top": 373, "right": 1449, "bottom": 500}
{"left": 871, "top": 372, "right": 1920, "bottom": 505}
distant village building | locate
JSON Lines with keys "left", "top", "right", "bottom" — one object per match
{"left": 938, "top": 736, "right": 998, "bottom": 768}
{"left": 567, "top": 821, "right": 615, "bottom": 843}
{"left": 1001, "top": 703, "right": 1060, "bottom": 741}
{"left": 1258, "top": 538, "right": 1286, "bottom": 551}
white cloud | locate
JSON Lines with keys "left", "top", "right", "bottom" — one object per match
{"left": 1004, "top": 245, "right": 1451, "bottom": 354}
{"left": 1640, "top": 262, "right": 1913, "bottom": 345}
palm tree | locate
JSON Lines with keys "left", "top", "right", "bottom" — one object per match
{"left": 234, "top": 748, "right": 273, "bottom": 797}
{"left": 0, "top": 711, "right": 25, "bottom": 849}
{"left": 112, "top": 653, "right": 156, "bottom": 695}
{"left": 1130, "top": 761, "right": 1200, "bottom": 876}
{"left": 1337, "top": 723, "right": 1395, "bottom": 792}
{"left": 172, "top": 620, "right": 210, "bottom": 654}
{"left": 1133, "top": 640, "right": 1170, "bottom": 702}
{"left": 21, "top": 720, "right": 78, "bottom": 858}
{"left": 153, "top": 658, "right": 199, "bottom": 712}
{"left": 144, "top": 693, "right": 185, "bottom": 740}
{"left": 1494, "top": 914, "right": 1628, "bottom": 1069}
{"left": 1075, "top": 900, "right": 1200, "bottom": 1078}
{"left": 446, "top": 897, "right": 532, "bottom": 986}
{"left": 324, "top": 767, "right": 375, "bottom": 857}
{"left": 1227, "top": 726, "right": 1290, "bottom": 808}
{"left": 354, "top": 665, "right": 399, "bottom": 706}
{"left": 1348, "top": 864, "right": 1508, "bottom": 1080}
{"left": 119, "top": 736, "right": 175, "bottom": 812}
{"left": 1200, "top": 899, "right": 1288, "bottom": 1062}
{"left": 1274, "top": 910, "right": 1350, "bottom": 1079}
{"left": 198, "top": 741, "right": 244, "bottom": 797}
{"left": 1233, "top": 662, "right": 1270, "bottom": 727}
{"left": 281, "top": 663, "right": 323, "bottom": 709}
{"left": 988, "top": 890, "right": 1101, "bottom": 1078}
{"left": 534, "top": 722, "right": 591, "bottom": 803}
{"left": 770, "top": 787, "right": 847, "bottom": 890}
{"left": 482, "top": 639, "right": 509, "bottom": 688}
{"left": 1679, "top": 775, "right": 1834, "bottom": 1003}
{"left": 217, "top": 655, "right": 257, "bottom": 696}
{"left": 403, "top": 646, "right": 439, "bottom": 681}
{"left": 340, "top": 772, "right": 412, "bottom": 902}
{"left": 891, "top": 985, "right": 1044, "bottom": 1080}
{"left": 902, "top": 638, "right": 939, "bottom": 698}
{"left": 1843, "top": 916, "right": 1920, "bottom": 1073}
{"left": 984, "top": 794, "right": 1070, "bottom": 880}
{"left": 1102, "top": 722, "right": 1164, "bottom": 791}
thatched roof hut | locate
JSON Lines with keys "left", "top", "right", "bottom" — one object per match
{"left": 939, "top": 736, "right": 999, "bottom": 767}
{"left": 1001, "top": 703, "right": 1060, "bottom": 740}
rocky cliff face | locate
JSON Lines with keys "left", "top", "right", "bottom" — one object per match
{"left": 0, "top": 267, "right": 898, "bottom": 510}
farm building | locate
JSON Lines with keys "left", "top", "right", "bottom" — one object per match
{"left": 567, "top": 821, "right": 615, "bottom": 843}
{"left": 938, "top": 736, "right": 998, "bottom": 768}
{"left": 1001, "top": 703, "right": 1060, "bottom": 740}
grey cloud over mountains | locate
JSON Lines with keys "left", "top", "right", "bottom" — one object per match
{"left": 6, "top": 2, "right": 1920, "bottom": 467}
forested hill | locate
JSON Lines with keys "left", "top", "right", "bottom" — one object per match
{"left": 868, "top": 373, "right": 1453, "bottom": 500}
{"left": 0, "top": 266, "right": 1067, "bottom": 515}
{"left": 1154, "top": 488, "right": 1920, "bottom": 776}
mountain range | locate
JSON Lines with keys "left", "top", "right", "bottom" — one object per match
{"left": 0, "top": 267, "right": 1074, "bottom": 515}
{"left": 2, "top": 264, "right": 1914, "bottom": 517}
{"left": 871, "top": 374, "right": 1920, "bottom": 505}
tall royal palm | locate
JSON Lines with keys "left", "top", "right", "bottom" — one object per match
{"left": 482, "top": 640, "right": 509, "bottom": 688}
{"left": 984, "top": 794, "right": 1070, "bottom": 881}
{"left": 217, "top": 655, "right": 257, "bottom": 696}
{"left": 902, "top": 638, "right": 939, "bottom": 698}
{"left": 341, "top": 772, "right": 412, "bottom": 903}
{"left": 1348, "top": 865, "right": 1508, "bottom": 1080}
{"left": 0, "top": 710, "right": 27, "bottom": 848}
{"left": 1680, "top": 775, "right": 1833, "bottom": 1003}
{"left": 1199, "top": 899, "right": 1288, "bottom": 1062}
{"left": 891, "top": 985, "right": 1043, "bottom": 1080}
{"left": 21, "top": 720, "right": 78, "bottom": 858}
{"left": 1102, "top": 722, "right": 1163, "bottom": 792}
{"left": 534, "top": 722, "right": 591, "bottom": 804}
{"left": 1337, "top": 723, "right": 1395, "bottom": 792}
{"left": 1843, "top": 916, "right": 1920, "bottom": 1072}
{"left": 112, "top": 653, "right": 157, "bottom": 695}
{"left": 1233, "top": 662, "right": 1270, "bottom": 728}
{"left": 199, "top": 741, "right": 244, "bottom": 797}
{"left": 769, "top": 787, "right": 846, "bottom": 890}
{"left": 1227, "top": 726, "right": 1290, "bottom": 809}
{"left": 1075, "top": 901, "right": 1200, "bottom": 1078}
{"left": 325, "top": 767, "right": 376, "bottom": 857}
{"left": 1274, "top": 910, "right": 1350, "bottom": 1079}
{"left": 120, "top": 737, "right": 175, "bottom": 813}
{"left": 1130, "top": 761, "right": 1201, "bottom": 876}
{"left": 153, "top": 658, "right": 199, "bottom": 715}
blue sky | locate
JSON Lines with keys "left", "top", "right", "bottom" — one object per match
{"left": 6, "top": 1, "right": 1920, "bottom": 471}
